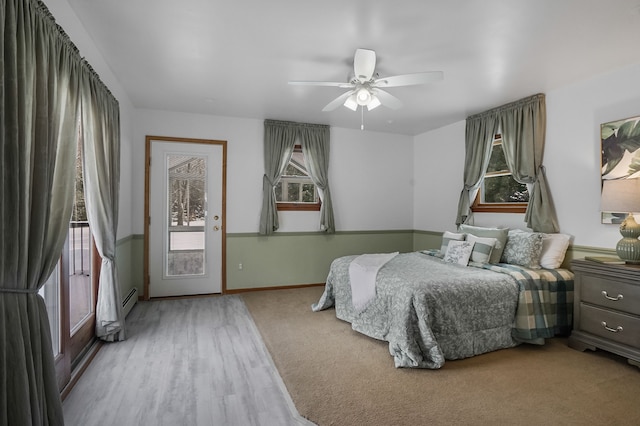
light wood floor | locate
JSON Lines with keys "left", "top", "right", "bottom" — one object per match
{"left": 62, "top": 295, "right": 313, "bottom": 426}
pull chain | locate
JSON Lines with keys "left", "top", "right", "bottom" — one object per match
{"left": 360, "top": 106, "right": 364, "bottom": 130}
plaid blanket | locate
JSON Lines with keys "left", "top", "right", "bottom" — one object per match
{"left": 478, "top": 262, "right": 574, "bottom": 340}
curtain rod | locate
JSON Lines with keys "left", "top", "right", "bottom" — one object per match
{"left": 467, "top": 93, "right": 544, "bottom": 121}
{"left": 34, "top": 0, "right": 119, "bottom": 105}
{"left": 265, "top": 119, "right": 329, "bottom": 130}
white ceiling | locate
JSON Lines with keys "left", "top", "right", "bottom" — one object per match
{"left": 66, "top": 0, "right": 640, "bottom": 135}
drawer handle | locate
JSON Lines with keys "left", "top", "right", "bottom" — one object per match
{"left": 601, "top": 321, "right": 623, "bottom": 333}
{"left": 601, "top": 290, "right": 623, "bottom": 301}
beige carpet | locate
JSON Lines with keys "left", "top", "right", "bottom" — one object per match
{"left": 242, "top": 286, "right": 640, "bottom": 426}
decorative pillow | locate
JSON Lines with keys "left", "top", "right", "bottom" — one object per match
{"left": 501, "top": 230, "right": 544, "bottom": 268}
{"left": 539, "top": 233, "right": 571, "bottom": 269}
{"left": 440, "top": 231, "right": 466, "bottom": 255}
{"left": 444, "top": 240, "right": 475, "bottom": 266}
{"left": 458, "top": 224, "right": 509, "bottom": 264}
{"left": 466, "top": 234, "right": 497, "bottom": 264}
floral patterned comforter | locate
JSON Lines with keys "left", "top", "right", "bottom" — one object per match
{"left": 312, "top": 251, "right": 573, "bottom": 369}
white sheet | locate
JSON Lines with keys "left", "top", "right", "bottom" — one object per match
{"left": 348, "top": 252, "right": 398, "bottom": 311}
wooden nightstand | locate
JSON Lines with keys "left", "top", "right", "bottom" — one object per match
{"left": 569, "top": 259, "right": 640, "bottom": 368}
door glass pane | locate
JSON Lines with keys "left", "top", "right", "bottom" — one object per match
{"left": 69, "top": 221, "right": 93, "bottom": 334}
{"left": 70, "top": 143, "right": 93, "bottom": 335}
{"left": 166, "top": 154, "right": 207, "bottom": 276}
{"left": 40, "top": 268, "right": 60, "bottom": 356}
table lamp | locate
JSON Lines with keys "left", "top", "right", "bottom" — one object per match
{"left": 601, "top": 178, "right": 640, "bottom": 264}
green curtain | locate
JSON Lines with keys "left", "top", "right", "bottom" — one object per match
{"left": 80, "top": 63, "right": 124, "bottom": 341}
{"left": 0, "top": 0, "right": 82, "bottom": 424}
{"left": 299, "top": 124, "right": 335, "bottom": 233}
{"left": 259, "top": 119, "right": 335, "bottom": 235}
{"left": 455, "top": 112, "right": 499, "bottom": 226}
{"left": 259, "top": 120, "right": 297, "bottom": 234}
{"left": 499, "top": 94, "right": 559, "bottom": 232}
{"left": 456, "top": 93, "right": 559, "bottom": 233}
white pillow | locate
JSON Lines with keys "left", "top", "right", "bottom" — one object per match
{"left": 444, "top": 240, "right": 475, "bottom": 266}
{"left": 467, "top": 234, "right": 497, "bottom": 264}
{"left": 440, "top": 231, "right": 466, "bottom": 255}
{"left": 539, "top": 233, "right": 571, "bottom": 269}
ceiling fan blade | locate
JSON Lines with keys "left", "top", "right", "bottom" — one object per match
{"left": 288, "top": 81, "right": 354, "bottom": 88}
{"left": 354, "top": 48, "right": 376, "bottom": 83}
{"left": 322, "top": 90, "right": 355, "bottom": 112}
{"left": 374, "top": 71, "right": 443, "bottom": 88}
{"left": 373, "top": 89, "right": 403, "bottom": 110}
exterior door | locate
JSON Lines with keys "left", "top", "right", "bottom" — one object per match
{"left": 145, "top": 136, "right": 226, "bottom": 298}
{"left": 41, "top": 139, "right": 99, "bottom": 395}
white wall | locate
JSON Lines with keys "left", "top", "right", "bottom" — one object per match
{"left": 330, "top": 127, "right": 414, "bottom": 231}
{"left": 133, "top": 110, "right": 414, "bottom": 234}
{"left": 413, "top": 61, "right": 640, "bottom": 250}
{"left": 546, "top": 62, "right": 640, "bottom": 248}
{"left": 413, "top": 121, "right": 465, "bottom": 233}
{"left": 43, "top": 0, "right": 135, "bottom": 240}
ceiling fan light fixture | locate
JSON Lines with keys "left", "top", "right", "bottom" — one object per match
{"left": 356, "top": 88, "right": 372, "bottom": 105}
{"left": 292, "top": 48, "right": 443, "bottom": 115}
{"left": 343, "top": 94, "right": 358, "bottom": 111}
{"left": 367, "top": 95, "right": 381, "bottom": 111}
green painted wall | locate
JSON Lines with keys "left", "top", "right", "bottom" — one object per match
{"left": 412, "top": 230, "right": 443, "bottom": 252}
{"left": 115, "top": 235, "right": 133, "bottom": 297}
{"left": 116, "top": 230, "right": 620, "bottom": 296}
{"left": 226, "top": 231, "right": 414, "bottom": 290}
{"left": 562, "top": 244, "right": 617, "bottom": 269}
{"left": 116, "top": 235, "right": 144, "bottom": 299}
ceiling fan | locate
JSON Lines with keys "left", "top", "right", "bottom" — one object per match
{"left": 288, "top": 48, "right": 443, "bottom": 112}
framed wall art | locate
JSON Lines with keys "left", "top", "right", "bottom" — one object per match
{"left": 600, "top": 114, "right": 640, "bottom": 224}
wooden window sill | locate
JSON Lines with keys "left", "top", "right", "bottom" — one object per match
{"left": 277, "top": 203, "right": 321, "bottom": 212}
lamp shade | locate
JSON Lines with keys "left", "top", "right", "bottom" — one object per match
{"left": 343, "top": 94, "right": 358, "bottom": 111}
{"left": 367, "top": 95, "right": 381, "bottom": 111}
{"left": 601, "top": 178, "right": 640, "bottom": 213}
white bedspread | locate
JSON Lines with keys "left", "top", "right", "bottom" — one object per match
{"left": 348, "top": 252, "right": 398, "bottom": 311}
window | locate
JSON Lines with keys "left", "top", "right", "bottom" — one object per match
{"left": 472, "top": 135, "right": 529, "bottom": 213}
{"left": 275, "top": 145, "right": 320, "bottom": 211}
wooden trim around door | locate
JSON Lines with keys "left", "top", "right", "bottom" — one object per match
{"left": 144, "top": 135, "right": 227, "bottom": 300}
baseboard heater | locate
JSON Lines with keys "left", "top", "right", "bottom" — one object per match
{"left": 122, "top": 287, "right": 138, "bottom": 317}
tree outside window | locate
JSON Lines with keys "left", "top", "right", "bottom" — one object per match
{"left": 472, "top": 135, "right": 529, "bottom": 213}
{"left": 276, "top": 145, "right": 320, "bottom": 211}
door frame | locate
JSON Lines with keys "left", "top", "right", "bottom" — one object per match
{"left": 144, "top": 135, "right": 227, "bottom": 300}
{"left": 57, "top": 239, "right": 101, "bottom": 399}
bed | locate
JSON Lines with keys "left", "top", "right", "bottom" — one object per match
{"left": 312, "top": 227, "right": 574, "bottom": 369}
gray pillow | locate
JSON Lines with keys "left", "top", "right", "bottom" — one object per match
{"left": 458, "top": 224, "right": 508, "bottom": 264}
{"left": 500, "top": 230, "right": 544, "bottom": 269}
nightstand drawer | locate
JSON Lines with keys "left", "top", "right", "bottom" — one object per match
{"left": 580, "top": 304, "right": 640, "bottom": 348}
{"left": 581, "top": 275, "right": 640, "bottom": 315}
